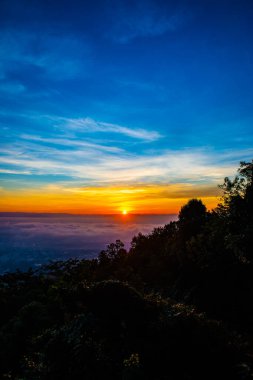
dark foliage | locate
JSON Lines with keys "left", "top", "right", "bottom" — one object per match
{"left": 1, "top": 160, "right": 253, "bottom": 379}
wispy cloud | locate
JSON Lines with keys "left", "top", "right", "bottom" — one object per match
{"left": 20, "top": 134, "right": 124, "bottom": 153}
{"left": 9, "top": 113, "right": 161, "bottom": 142}
{"left": 1, "top": 135, "right": 252, "bottom": 185}
{"left": 1, "top": 110, "right": 252, "bottom": 191}
{"left": 62, "top": 117, "right": 161, "bottom": 141}
{"left": 0, "top": 168, "right": 31, "bottom": 175}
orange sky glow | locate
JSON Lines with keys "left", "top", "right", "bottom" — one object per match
{"left": 0, "top": 183, "right": 221, "bottom": 214}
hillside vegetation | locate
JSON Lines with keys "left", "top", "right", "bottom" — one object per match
{"left": 1, "top": 160, "right": 253, "bottom": 379}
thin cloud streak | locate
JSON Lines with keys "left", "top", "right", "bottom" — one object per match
{"left": 61, "top": 117, "right": 162, "bottom": 142}
{"left": 20, "top": 134, "right": 124, "bottom": 153}
{"left": 1, "top": 112, "right": 162, "bottom": 142}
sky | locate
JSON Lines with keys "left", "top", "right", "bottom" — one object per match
{"left": 0, "top": 0, "right": 253, "bottom": 214}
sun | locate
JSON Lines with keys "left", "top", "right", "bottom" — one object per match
{"left": 122, "top": 210, "right": 128, "bottom": 215}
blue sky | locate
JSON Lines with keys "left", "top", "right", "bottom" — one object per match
{"left": 0, "top": 0, "right": 253, "bottom": 212}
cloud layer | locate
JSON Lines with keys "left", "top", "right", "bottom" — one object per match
{"left": 0, "top": 214, "right": 177, "bottom": 271}
{"left": 2, "top": 113, "right": 252, "bottom": 186}
{"left": 1, "top": 110, "right": 252, "bottom": 213}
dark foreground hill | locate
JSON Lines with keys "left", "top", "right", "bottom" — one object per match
{"left": 1, "top": 160, "right": 253, "bottom": 379}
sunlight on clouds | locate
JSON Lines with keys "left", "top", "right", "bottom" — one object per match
{"left": 2, "top": 135, "right": 250, "bottom": 185}
{"left": 1, "top": 114, "right": 252, "bottom": 215}
{"left": 0, "top": 150, "right": 246, "bottom": 186}
{"left": 1, "top": 114, "right": 253, "bottom": 215}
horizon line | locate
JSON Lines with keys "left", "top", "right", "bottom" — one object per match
{"left": 0, "top": 211, "right": 178, "bottom": 216}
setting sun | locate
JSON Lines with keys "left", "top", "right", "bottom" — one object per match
{"left": 122, "top": 210, "right": 128, "bottom": 215}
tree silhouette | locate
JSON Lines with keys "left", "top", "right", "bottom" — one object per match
{"left": 217, "top": 160, "right": 253, "bottom": 260}
{"left": 178, "top": 198, "right": 207, "bottom": 241}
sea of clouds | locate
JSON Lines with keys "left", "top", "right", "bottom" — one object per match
{"left": 0, "top": 214, "right": 176, "bottom": 272}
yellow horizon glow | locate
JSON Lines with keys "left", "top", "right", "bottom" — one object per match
{"left": 0, "top": 184, "right": 222, "bottom": 214}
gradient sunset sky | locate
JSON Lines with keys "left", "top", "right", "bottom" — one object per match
{"left": 0, "top": 0, "right": 253, "bottom": 214}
